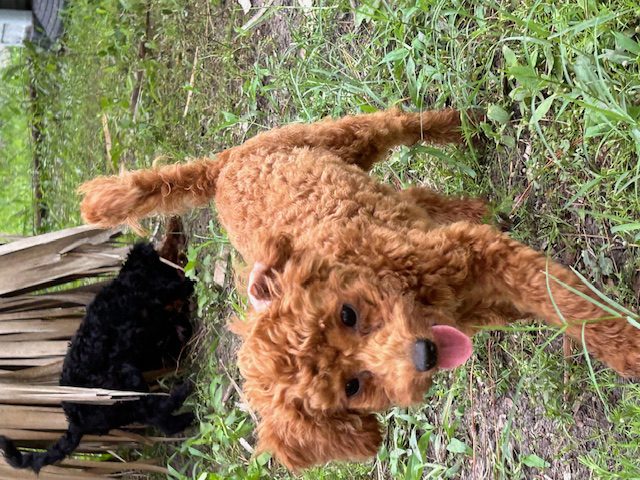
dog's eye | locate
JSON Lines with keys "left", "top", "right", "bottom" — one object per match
{"left": 345, "top": 378, "right": 360, "bottom": 397}
{"left": 340, "top": 304, "right": 358, "bottom": 328}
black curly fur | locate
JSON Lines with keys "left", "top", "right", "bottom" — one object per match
{"left": 0, "top": 243, "right": 195, "bottom": 473}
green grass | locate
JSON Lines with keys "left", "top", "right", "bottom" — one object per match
{"left": 1, "top": 0, "right": 639, "bottom": 478}
{"left": 0, "top": 48, "right": 32, "bottom": 235}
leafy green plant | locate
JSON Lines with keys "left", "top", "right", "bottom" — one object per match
{"left": 0, "top": 48, "right": 32, "bottom": 235}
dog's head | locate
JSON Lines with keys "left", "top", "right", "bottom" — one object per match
{"left": 231, "top": 234, "right": 472, "bottom": 470}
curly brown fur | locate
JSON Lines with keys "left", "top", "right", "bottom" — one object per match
{"left": 79, "top": 108, "right": 640, "bottom": 470}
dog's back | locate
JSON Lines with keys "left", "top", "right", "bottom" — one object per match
{"left": 61, "top": 243, "right": 194, "bottom": 386}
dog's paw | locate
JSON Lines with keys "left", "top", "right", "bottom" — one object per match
{"left": 170, "top": 379, "right": 195, "bottom": 403}
{"left": 176, "top": 411, "right": 197, "bottom": 430}
{"left": 160, "top": 411, "right": 196, "bottom": 436}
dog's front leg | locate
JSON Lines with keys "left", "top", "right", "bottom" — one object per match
{"left": 412, "top": 223, "right": 640, "bottom": 377}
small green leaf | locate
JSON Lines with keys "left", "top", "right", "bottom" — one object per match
{"left": 613, "top": 31, "right": 640, "bottom": 55}
{"left": 446, "top": 437, "right": 469, "bottom": 454}
{"left": 406, "top": 57, "right": 417, "bottom": 102}
{"left": 502, "top": 45, "right": 518, "bottom": 67}
{"left": 359, "top": 104, "right": 378, "bottom": 113}
{"left": 507, "top": 65, "right": 539, "bottom": 82}
{"left": 530, "top": 94, "right": 556, "bottom": 125}
{"left": 603, "top": 49, "right": 634, "bottom": 65}
{"left": 487, "top": 104, "right": 511, "bottom": 125}
{"left": 500, "top": 134, "right": 516, "bottom": 148}
{"left": 543, "top": 44, "right": 555, "bottom": 73}
{"left": 378, "top": 47, "right": 410, "bottom": 65}
{"left": 255, "top": 451, "right": 271, "bottom": 466}
{"left": 584, "top": 123, "right": 611, "bottom": 138}
{"left": 417, "top": 430, "right": 432, "bottom": 453}
{"left": 573, "top": 55, "right": 612, "bottom": 99}
{"left": 411, "top": 34, "right": 425, "bottom": 52}
{"left": 507, "top": 64, "right": 547, "bottom": 92}
{"left": 522, "top": 453, "right": 550, "bottom": 468}
{"left": 611, "top": 222, "right": 640, "bottom": 233}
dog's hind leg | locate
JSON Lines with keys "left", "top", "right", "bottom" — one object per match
{"left": 398, "top": 187, "right": 488, "bottom": 225}
{"left": 150, "top": 412, "right": 196, "bottom": 435}
{"left": 413, "top": 223, "right": 640, "bottom": 377}
{"left": 236, "top": 108, "right": 463, "bottom": 171}
{"left": 140, "top": 381, "right": 195, "bottom": 435}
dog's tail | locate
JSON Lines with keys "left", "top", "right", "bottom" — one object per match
{"left": 0, "top": 425, "right": 84, "bottom": 473}
{"left": 78, "top": 155, "right": 225, "bottom": 230}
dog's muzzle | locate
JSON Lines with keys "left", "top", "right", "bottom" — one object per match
{"left": 413, "top": 339, "right": 437, "bottom": 371}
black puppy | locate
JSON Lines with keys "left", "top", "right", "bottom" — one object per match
{"left": 0, "top": 243, "right": 195, "bottom": 472}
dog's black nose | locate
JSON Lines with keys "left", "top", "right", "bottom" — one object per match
{"left": 413, "top": 339, "right": 437, "bottom": 371}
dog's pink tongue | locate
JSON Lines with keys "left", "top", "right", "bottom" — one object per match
{"left": 432, "top": 325, "right": 473, "bottom": 370}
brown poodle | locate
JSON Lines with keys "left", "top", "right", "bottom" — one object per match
{"left": 78, "top": 108, "right": 640, "bottom": 470}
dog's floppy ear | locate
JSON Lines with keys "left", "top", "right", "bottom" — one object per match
{"left": 257, "top": 407, "right": 382, "bottom": 471}
{"left": 247, "top": 234, "right": 293, "bottom": 311}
